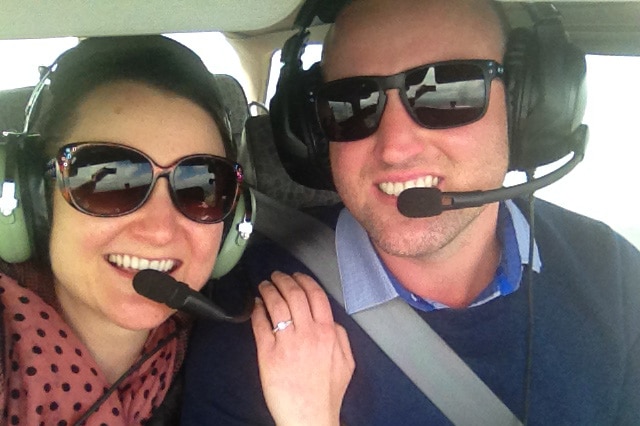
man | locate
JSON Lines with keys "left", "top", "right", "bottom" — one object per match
{"left": 182, "top": 0, "right": 640, "bottom": 424}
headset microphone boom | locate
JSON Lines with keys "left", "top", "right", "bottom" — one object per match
{"left": 397, "top": 124, "right": 588, "bottom": 218}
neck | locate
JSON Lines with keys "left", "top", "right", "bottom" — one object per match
{"left": 55, "top": 287, "right": 150, "bottom": 384}
{"left": 379, "top": 204, "right": 502, "bottom": 309}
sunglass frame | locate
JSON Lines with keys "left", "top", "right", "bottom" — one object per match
{"left": 46, "top": 141, "right": 243, "bottom": 224}
{"left": 314, "top": 59, "right": 505, "bottom": 142}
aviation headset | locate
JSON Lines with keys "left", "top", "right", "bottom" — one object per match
{"left": 0, "top": 36, "right": 254, "bottom": 278}
{"left": 269, "top": 0, "right": 588, "bottom": 190}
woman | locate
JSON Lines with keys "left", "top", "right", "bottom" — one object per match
{"left": 0, "top": 35, "right": 353, "bottom": 425}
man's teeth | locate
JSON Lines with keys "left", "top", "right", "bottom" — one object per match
{"left": 108, "top": 254, "right": 175, "bottom": 272}
{"left": 379, "top": 176, "right": 440, "bottom": 196}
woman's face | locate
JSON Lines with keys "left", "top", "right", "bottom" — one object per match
{"left": 49, "top": 81, "right": 227, "bottom": 331}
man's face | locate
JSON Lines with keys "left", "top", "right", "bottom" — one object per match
{"left": 323, "top": 0, "right": 509, "bottom": 260}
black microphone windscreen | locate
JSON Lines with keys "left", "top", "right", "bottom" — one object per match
{"left": 397, "top": 187, "right": 443, "bottom": 218}
{"left": 133, "top": 269, "right": 186, "bottom": 309}
{"left": 133, "top": 269, "right": 253, "bottom": 323}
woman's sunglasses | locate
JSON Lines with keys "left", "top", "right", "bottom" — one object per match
{"left": 314, "top": 59, "right": 505, "bottom": 142}
{"left": 47, "top": 142, "right": 243, "bottom": 224}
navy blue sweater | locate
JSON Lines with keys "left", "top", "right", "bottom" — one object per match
{"left": 181, "top": 199, "right": 640, "bottom": 425}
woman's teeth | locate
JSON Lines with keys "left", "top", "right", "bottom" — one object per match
{"left": 379, "top": 176, "right": 440, "bottom": 196}
{"left": 108, "top": 254, "right": 175, "bottom": 272}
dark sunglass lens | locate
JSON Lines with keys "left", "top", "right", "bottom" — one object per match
{"left": 317, "top": 79, "right": 381, "bottom": 141}
{"left": 172, "top": 157, "right": 237, "bottom": 223}
{"left": 406, "top": 63, "right": 486, "bottom": 128}
{"left": 66, "top": 145, "right": 153, "bottom": 216}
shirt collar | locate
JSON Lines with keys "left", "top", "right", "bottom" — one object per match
{"left": 506, "top": 200, "right": 541, "bottom": 271}
{"left": 335, "top": 200, "right": 541, "bottom": 315}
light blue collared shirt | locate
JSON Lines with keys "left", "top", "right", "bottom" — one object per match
{"left": 335, "top": 200, "right": 541, "bottom": 314}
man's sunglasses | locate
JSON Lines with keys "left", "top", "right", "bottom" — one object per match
{"left": 47, "top": 142, "right": 242, "bottom": 224}
{"left": 314, "top": 59, "right": 505, "bottom": 142}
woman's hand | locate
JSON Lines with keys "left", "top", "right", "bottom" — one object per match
{"left": 252, "top": 271, "right": 355, "bottom": 426}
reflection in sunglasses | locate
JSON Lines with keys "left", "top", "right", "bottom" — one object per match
{"left": 49, "top": 142, "right": 242, "bottom": 223}
{"left": 316, "top": 59, "right": 503, "bottom": 141}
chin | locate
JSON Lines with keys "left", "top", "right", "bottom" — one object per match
{"left": 109, "top": 300, "right": 176, "bottom": 331}
{"left": 375, "top": 230, "right": 440, "bottom": 258}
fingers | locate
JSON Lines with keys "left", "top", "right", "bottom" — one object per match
{"left": 292, "top": 272, "right": 333, "bottom": 324}
{"left": 251, "top": 272, "right": 355, "bottom": 426}
{"left": 251, "top": 297, "right": 274, "bottom": 348}
{"left": 266, "top": 272, "right": 312, "bottom": 329}
{"left": 257, "top": 275, "right": 294, "bottom": 331}
{"left": 335, "top": 324, "right": 355, "bottom": 372}
{"left": 265, "top": 271, "right": 333, "bottom": 327}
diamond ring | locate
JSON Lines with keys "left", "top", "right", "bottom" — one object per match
{"left": 272, "top": 319, "right": 293, "bottom": 334}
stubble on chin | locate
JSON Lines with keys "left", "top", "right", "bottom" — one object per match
{"left": 356, "top": 204, "right": 485, "bottom": 259}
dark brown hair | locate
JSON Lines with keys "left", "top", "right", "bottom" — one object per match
{"left": 41, "top": 35, "right": 234, "bottom": 158}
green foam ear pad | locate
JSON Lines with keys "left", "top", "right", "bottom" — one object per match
{"left": 210, "top": 187, "right": 255, "bottom": 278}
{"left": 0, "top": 138, "right": 34, "bottom": 262}
{"left": 0, "top": 186, "right": 33, "bottom": 263}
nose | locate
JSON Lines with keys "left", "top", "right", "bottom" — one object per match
{"left": 373, "top": 90, "right": 426, "bottom": 165}
{"left": 129, "top": 178, "right": 181, "bottom": 244}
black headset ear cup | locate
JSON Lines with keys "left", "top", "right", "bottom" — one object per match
{"left": 270, "top": 60, "right": 334, "bottom": 190}
{"left": 210, "top": 187, "right": 255, "bottom": 278}
{"left": 0, "top": 134, "right": 49, "bottom": 263}
{"left": 504, "top": 27, "right": 534, "bottom": 154}
{"left": 505, "top": 19, "right": 587, "bottom": 171}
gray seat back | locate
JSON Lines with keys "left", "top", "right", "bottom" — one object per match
{"left": 0, "top": 86, "right": 39, "bottom": 134}
{"left": 239, "top": 114, "right": 340, "bottom": 208}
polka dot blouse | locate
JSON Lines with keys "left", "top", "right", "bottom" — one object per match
{"left": 0, "top": 272, "right": 185, "bottom": 425}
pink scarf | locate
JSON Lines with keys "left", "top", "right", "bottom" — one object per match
{"left": 1, "top": 272, "right": 185, "bottom": 425}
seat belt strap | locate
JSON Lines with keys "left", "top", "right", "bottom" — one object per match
{"left": 252, "top": 190, "right": 522, "bottom": 426}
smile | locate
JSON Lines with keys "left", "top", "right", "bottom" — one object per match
{"left": 378, "top": 175, "right": 440, "bottom": 197}
{"left": 107, "top": 254, "right": 177, "bottom": 273}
